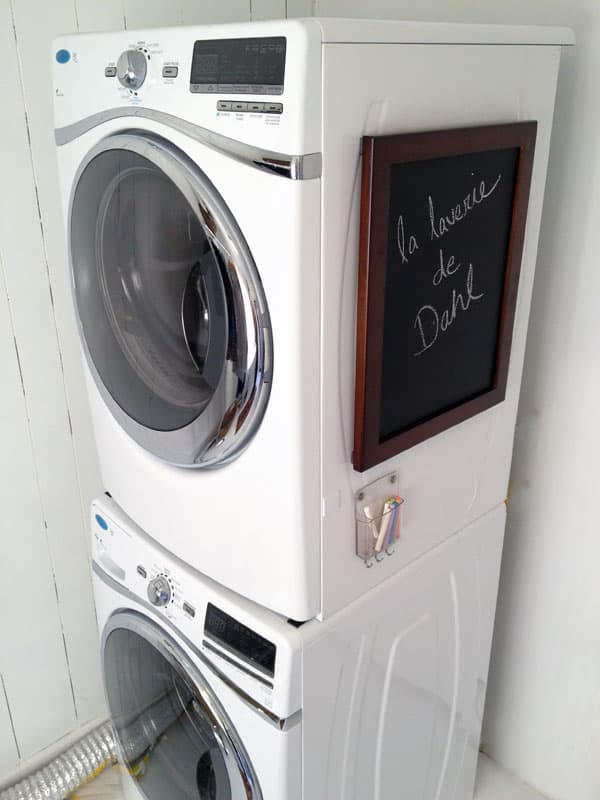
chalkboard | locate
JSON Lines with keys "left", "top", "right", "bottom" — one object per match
{"left": 354, "top": 123, "right": 537, "bottom": 472}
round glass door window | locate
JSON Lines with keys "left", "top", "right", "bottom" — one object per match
{"left": 103, "top": 611, "right": 262, "bottom": 800}
{"left": 70, "top": 132, "right": 272, "bottom": 467}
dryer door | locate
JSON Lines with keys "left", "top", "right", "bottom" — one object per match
{"left": 102, "top": 610, "right": 262, "bottom": 800}
{"left": 69, "top": 132, "right": 272, "bottom": 467}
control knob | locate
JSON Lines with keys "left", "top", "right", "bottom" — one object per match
{"left": 147, "top": 575, "right": 171, "bottom": 607}
{"left": 117, "top": 49, "right": 147, "bottom": 90}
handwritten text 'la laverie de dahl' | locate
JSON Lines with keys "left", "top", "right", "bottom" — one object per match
{"left": 395, "top": 173, "right": 502, "bottom": 356}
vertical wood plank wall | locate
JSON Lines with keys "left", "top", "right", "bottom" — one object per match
{"left": 0, "top": 0, "right": 288, "bottom": 783}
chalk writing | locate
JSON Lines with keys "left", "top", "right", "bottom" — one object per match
{"left": 373, "top": 135, "right": 526, "bottom": 450}
{"left": 391, "top": 173, "right": 502, "bottom": 356}
{"left": 396, "top": 214, "right": 419, "bottom": 264}
{"left": 428, "top": 174, "right": 501, "bottom": 241}
{"left": 414, "top": 263, "right": 484, "bottom": 356}
{"left": 433, "top": 249, "right": 460, "bottom": 286}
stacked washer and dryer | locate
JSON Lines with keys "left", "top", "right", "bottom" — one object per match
{"left": 52, "top": 18, "right": 570, "bottom": 800}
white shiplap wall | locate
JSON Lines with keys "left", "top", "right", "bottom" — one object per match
{"left": 0, "top": 0, "right": 286, "bottom": 786}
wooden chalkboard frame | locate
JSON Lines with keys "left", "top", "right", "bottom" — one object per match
{"left": 353, "top": 122, "right": 537, "bottom": 472}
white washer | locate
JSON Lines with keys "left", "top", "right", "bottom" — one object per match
{"left": 92, "top": 494, "right": 505, "bottom": 800}
{"left": 53, "top": 20, "right": 569, "bottom": 621}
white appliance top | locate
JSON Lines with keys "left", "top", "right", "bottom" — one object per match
{"left": 52, "top": 18, "right": 572, "bottom": 156}
{"left": 54, "top": 18, "right": 575, "bottom": 47}
{"left": 314, "top": 17, "right": 574, "bottom": 45}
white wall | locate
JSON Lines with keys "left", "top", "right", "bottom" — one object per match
{"left": 311, "top": 3, "right": 597, "bottom": 800}
{"left": 0, "top": 0, "right": 290, "bottom": 787}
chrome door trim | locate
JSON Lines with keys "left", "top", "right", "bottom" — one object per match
{"left": 102, "top": 608, "right": 263, "bottom": 800}
{"left": 70, "top": 131, "right": 273, "bottom": 467}
{"left": 55, "top": 107, "right": 322, "bottom": 180}
{"left": 93, "top": 561, "right": 302, "bottom": 733}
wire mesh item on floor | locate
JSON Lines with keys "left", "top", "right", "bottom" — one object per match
{"left": 0, "top": 722, "right": 117, "bottom": 800}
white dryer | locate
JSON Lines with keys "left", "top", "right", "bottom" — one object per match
{"left": 53, "top": 19, "right": 569, "bottom": 621}
{"left": 92, "top": 494, "right": 505, "bottom": 800}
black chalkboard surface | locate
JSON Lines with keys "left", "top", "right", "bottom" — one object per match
{"left": 354, "top": 123, "right": 537, "bottom": 472}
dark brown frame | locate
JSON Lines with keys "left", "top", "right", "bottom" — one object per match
{"left": 353, "top": 122, "right": 537, "bottom": 472}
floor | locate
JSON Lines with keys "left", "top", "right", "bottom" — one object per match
{"left": 73, "top": 754, "right": 549, "bottom": 799}
{"left": 474, "top": 756, "right": 550, "bottom": 800}
{"left": 73, "top": 766, "right": 123, "bottom": 799}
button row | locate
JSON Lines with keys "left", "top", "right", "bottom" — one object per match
{"left": 217, "top": 100, "right": 283, "bottom": 114}
{"left": 104, "top": 65, "right": 178, "bottom": 78}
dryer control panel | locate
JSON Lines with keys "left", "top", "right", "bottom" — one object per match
{"left": 52, "top": 20, "right": 323, "bottom": 157}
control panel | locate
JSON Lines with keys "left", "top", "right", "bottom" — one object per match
{"left": 91, "top": 506, "right": 278, "bottom": 677}
{"left": 91, "top": 504, "right": 281, "bottom": 698}
{"left": 53, "top": 25, "right": 321, "bottom": 160}
{"left": 101, "top": 41, "right": 182, "bottom": 98}
{"left": 90, "top": 499, "right": 303, "bottom": 719}
{"left": 96, "top": 36, "right": 286, "bottom": 117}
{"left": 92, "top": 509, "right": 196, "bottom": 625}
{"left": 102, "top": 45, "right": 154, "bottom": 96}
{"left": 100, "top": 36, "right": 285, "bottom": 96}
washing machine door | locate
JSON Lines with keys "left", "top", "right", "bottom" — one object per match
{"left": 102, "top": 610, "right": 262, "bottom": 800}
{"left": 69, "top": 131, "right": 272, "bottom": 467}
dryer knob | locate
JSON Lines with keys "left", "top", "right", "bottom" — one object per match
{"left": 116, "top": 49, "right": 147, "bottom": 90}
{"left": 147, "top": 576, "right": 171, "bottom": 607}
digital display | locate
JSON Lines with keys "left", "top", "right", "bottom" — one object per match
{"left": 204, "top": 603, "right": 276, "bottom": 677}
{"left": 190, "top": 37, "right": 286, "bottom": 95}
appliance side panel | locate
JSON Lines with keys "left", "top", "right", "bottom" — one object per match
{"left": 319, "top": 42, "right": 561, "bottom": 616}
{"left": 302, "top": 504, "right": 506, "bottom": 800}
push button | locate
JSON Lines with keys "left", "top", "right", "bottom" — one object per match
{"left": 248, "top": 102, "right": 265, "bottom": 112}
{"left": 217, "top": 100, "right": 232, "bottom": 111}
{"left": 232, "top": 101, "right": 247, "bottom": 112}
{"left": 265, "top": 103, "right": 283, "bottom": 114}
{"left": 162, "top": 65, "right": 178, "bottom": 78}
{"left": 104, "top": 66, "right": 117, "bottom": 77}
{"left": 183, "top": 601, "right": 196, "bottom": 618}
